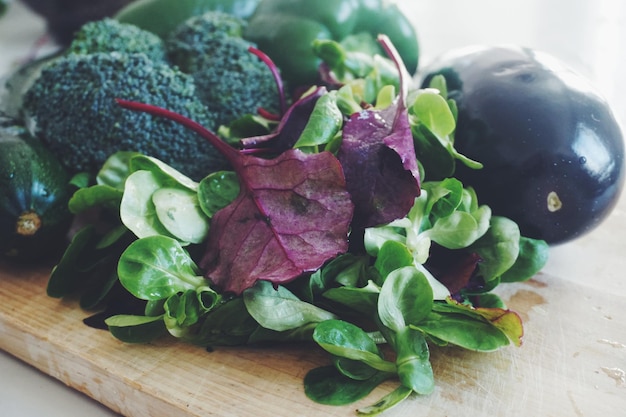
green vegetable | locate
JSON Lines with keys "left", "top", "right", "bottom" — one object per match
{"left": 105, "top": 314, "right": 168, "bottom": 343}
{"left": 313, "top": 320, "right": 396, "bottom": 374}
{"left": 119, "top": 158, "right": 209, "bottom": 245}
{"left": 410, "top": 76, "right": 483, "bottom": 180}
{"left": 197, "top": 171, "right": 239, "bottom": 218}
{"left": 115, "top": 0, "right": 261, "bottom": 38}
{"left": 22, "top": 52, "right": 224, "bottom": 181}
{"left": 293, "top": 89, "right": 343, "bottom": 150}
{"left": 117, "top": 236, "right": 206, "bottom": 301}
{"left": 165, "top": 11, "right": 280, "bottom": 128}
{"left": 244, "top": 0, "right": 419, "bottom": 88}
{"left": 68, "top": 18, "right": 166, "bottom": 62}
{"left": 0, "top": 124, "right": 72, "bottom": 262}
{"left": 312, "top": 39, "right": 401, "bottom": 105}
{"left": 40, "top": 37, "right": 551, "bottom": 416}
{"left": 46, "top": 167, "right": 135, "bottom": 308}
{"left": 500, "top": 237, "right": 550, "bottom": 283}
{"left": 243, "top": 281, "right": 336, "bottom": 332}
{"left": 364, "top": 175, "right": 548, "bottom": 302}
{"left": 304, "top": 366, "right": 394, "bottom": 407}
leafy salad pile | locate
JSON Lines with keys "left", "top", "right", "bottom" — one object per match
{"left": 47, "top": 36, "right": 548, "bottom": 415}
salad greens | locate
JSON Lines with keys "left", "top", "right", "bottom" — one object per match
{"left": 46, "top": 35, "right": 548, "bottom": 415}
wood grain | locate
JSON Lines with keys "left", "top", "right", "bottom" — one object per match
{"left": 1, "top": 257, "right": 624, "bottom": 417}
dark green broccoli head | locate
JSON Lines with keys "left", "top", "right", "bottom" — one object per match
{"left": 165, "top": 11, "right": 246, "bottom": 71}
{"left": 68, "top": 17, "right": 166, "bottom": 62}
{"left": 23, "top": 52, "right": 227, "bottom": 181}
{"left": 166, "top": 12, "right": 280, "bottom": 128}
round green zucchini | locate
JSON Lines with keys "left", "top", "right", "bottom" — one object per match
{"left": 0, "top": 124, "right": 73, "bottom": 263}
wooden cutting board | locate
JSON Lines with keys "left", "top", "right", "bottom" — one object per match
{"left": 1, "top": 249, "right": 625, "bottom": 417}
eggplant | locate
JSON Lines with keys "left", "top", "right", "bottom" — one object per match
{"left": 420, "top": 45, "right": 625, "bottom": 244}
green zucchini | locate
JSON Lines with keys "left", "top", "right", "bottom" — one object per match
{"left": 0, "top": 123, "right": 73, "bottom": 263}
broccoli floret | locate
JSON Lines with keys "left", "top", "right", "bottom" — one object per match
{"left": 165, "top": 12, "right": 280, "bottom": 128}
{"left": 165, "top": 12, "right": 245, "bottom": 69}
{"left": 22, "top": 52, "right": 227, "bottom": 181}
{"left": 68, "top": 18, "right": 166, "bottom": 62}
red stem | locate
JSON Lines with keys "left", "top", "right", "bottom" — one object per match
{"left": 248, "top": 46, "right": 287, "bottom": 116}
{"left": 115, "top": 98, "right": 242, "bottom": 168}
{"left": 256, "top": 107, "right": 282, "bottom": 121}
{"left": 377, "top": 34, "right": 408, "bottom": 105}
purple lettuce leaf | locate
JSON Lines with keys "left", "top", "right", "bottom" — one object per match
{"left": 426, "top": 244, "right": 483, "bottom": 295}
{"left": 336, "top": 35, "right": 420, "bottom": 229}
{"left": 199, "top": 149, "right": 353, "bottom": 294}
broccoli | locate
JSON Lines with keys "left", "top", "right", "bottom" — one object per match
{"left": 165, "top": 12, "right": 280, "bottom": 128}
{"left": 68, "top": 17, "right": 166, "bottom": 62}
{"left": 22, "top": 52, "right": 228, "bottom": 181}
{"left": 166, "top": 11, "right": 245, "bottom": 68}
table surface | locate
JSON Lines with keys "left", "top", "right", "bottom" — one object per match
{"left": 1, "top": 1, "right": 625, "bottom": 416}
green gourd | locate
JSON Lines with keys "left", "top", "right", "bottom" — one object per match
{"left": 0, "top": 124, "right": 73, "bottom": 262}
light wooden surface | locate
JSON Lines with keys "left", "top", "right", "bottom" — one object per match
{"left": 2, "top": 1, "right": 626, "bottom": 416}
{"left": 1, "top": 234, "right": 625, "bottom": 417}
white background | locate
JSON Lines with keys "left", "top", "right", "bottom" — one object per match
{"left": 1, "top": 0, "right": 625, "bottom": 416}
